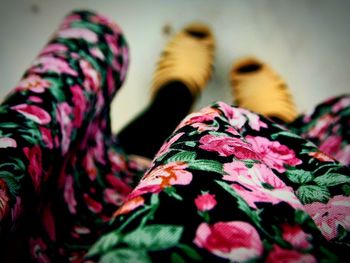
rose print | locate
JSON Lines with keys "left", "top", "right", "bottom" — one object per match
{"left": 11, "top": 104, "right": 51, "bottom": 125}
{"left": 194, "top": 221, "right": 263, "bottom": 262}
{"left": 195, "top": 192, "right": 217, "bottom": 212}
{"left": 23, "top": 146, "right": 42, "bottom": 193}
{"left": 281, "top": 224, "right": 312, "bottom": 250}
{"left": 15, "top": 75, "right": 51, "bottom": 93}
{"left": 0, "top": 137, "right": 17, "bottom": 148}
{"left": 113, "top": 196, "right": 145, "bottom": 217}
{"left": 266, "top": 245, "right": 316, "bottom": 263}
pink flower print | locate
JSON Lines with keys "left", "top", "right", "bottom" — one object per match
{"left": 103, "top": 188, "right": 125, "bottom": 206}
{"left": 83, "top": 194, "right": 103, "bottom": 214}
{"left": 195, "top": 192, "right": 217, "bottom": 212}
{"left": 199, "top": 134, "right": 259, "bottom": 160}
{"left": 64, "top": 175, "right": 77, "bottom": 214}
{"left": 334, "top": 144, "right": 350, "bottom": 166}
{"left": 39, "top": 43, "right": 68, "bottom": 55}
{"left": 106, "top": 174, "right": 133, "bottom": 197}
{"left": 106, "top": 67, "right": 116, "bottom": 96}
{"left": 56, "top": 102, "right": 73, "bottom": 155}
{"left": 180, "top": 106, "right": 220, "bottom": 128}
{"left": 319, "top": 135, "right": 342, "bottom": 158}
{"left": 155, "top": 132, "right": 184, "bottom": 159}
{"left": 70, "top": 85, "right": 87, "bottom": 128}
{"left": 113, "top": 196, "right": 145, "bottom": 217}
{"left": 11, "top": 104, "right": 51, "bottom": 125}
{"left": 246, "top": 136, "right": 301, "bottom": 173}
{"left": 191, "top": 122, "right": 218, "bottom": 133}
{"left": 304, "top": 195, "right": 350, "bottom": 240}
{"left": 281, "top": 224, "right": 312, "bottom": 250}
{"left": 23, "top": 146, "right": 42, "bottom": 193}
{"left": 307, "top": 114, "right": 337, "bottom": 138}
{"left": 31, "top": 55, "right": 78, "bottom": 76}
{"left": 39, "top": 127, "right": 53, "bottom": 149}
{"left": 223, "top": 161, "right": 249, "bottom": 182}
{"left": 217, "top": 102, "right": 267, "bottom": 131}
{"left": 266, "top": 245, "right": 316, "bottom": 263}
{"left": 57, "top": 27, "right": 98, "bottom": 43}
{"left": 29, "top": 237, "right": 50, "bottom": 263}
{"left": 15, "top": 75, "right": 51, "bottom": 93}
{"left": 332, "top": 96, "right": 350, "bottom": 113}
{"left": 42, "top": 204, "right": 56, "bottom": 241}
{"left": 83, "top": 153, "right": 97, "bottom": 181}
{"left": 90, "top": 47, "right": 105, "bottom": 61}
{"left": 129, "top": 162, "right": 192, "bottom": 199}
{"left": 29, "top": 96, "right": 43, "bottom": 103}
{"left": 80, "top": 59, "right": 101, "bottom": 91}
{"left": 0, "top": 179, "right": 10, "bottom": 219}
{"left": 0, "top": 137, "right": 17, "bottom": 148}
{"left": 194, "top": 221, "right": 263, "bottom": 262}
{"left": 105, "top": 34, "right": 120, "bottom": 55}
{"left": 308, "top": 151, "right": 335, "bottom": 163}
{"left": 224, "top": 163, "right": 302, "bottom": 209}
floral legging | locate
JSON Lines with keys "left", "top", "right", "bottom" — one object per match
{"left": 0, "top": 10, "right": 349, "bottom": 263}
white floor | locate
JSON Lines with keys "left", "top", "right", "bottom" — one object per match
{"left": 0, "top": 0, "right": 349, "bottom": 132}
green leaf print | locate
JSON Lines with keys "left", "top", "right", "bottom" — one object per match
{"left": 171, "top": 252, "right": 186, "bottom": 263}
{"left": 271, "top": 131, "right": 304, "bottom": 140}
{"left": 87, "top": 231, "right": 121, "bottom": 257}
{"left": 177, "top": 244, "right": 202, "bottom": 261}
{"left": 296, "top": 185, "right": 330, "bottom": 204}
{"left": 167, "top": 151, "right": 197, "bottom": 163}
{"left": 46, "top": 78, "right": 66, "bottom": 101}
{"left": 100, "top": 248, "right": 151, "bottom": 263}
{"left": 0, "top": 122, "right": 17, "bottom": 129}
{"left": 342, "top": 185, "right": 350, "bottom": 196}
{"left": 123, "top": 224, "right": 183, "bottom": 251}
{"left": 285, "top": 169, "right": 314, "bottom": 184}
{"left": 189, "top": 160, "right": 223, "bottom": 174}
{"left": 314, "top": 173, "right": 350, "bottom": 187}
{"left": 184, "top": 141, "right": 196, "bottom": 147}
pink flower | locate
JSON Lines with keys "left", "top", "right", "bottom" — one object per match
{"left": 23, "top": 146, "right": 42, "bottom": 193}
{"left": 181, "top": 106, "right": 220, "bottom": 127}
{"left": 307, "top": 114, "right": 337, "bottom": 138}
{"left": 29, "top": 96, "right": 43, "bottom": 103}
{"left": 103, "top": 188, "right": 125, "bottom": 206}
{"left": 304, "top": 195, "right": 350, "bottom": 240}
{"left": 0, "top": 179, "right": 10, "bottom": 220}
{"left": 195, "top": 192, "right": 217, "bottom": 212}
{"left": 80, "top": 59, "right": 101, "bottom": 91}
{"left": 319, "top": 135, "right": 342, "bottom": 158}
{"left": 224, "top": 162, "right": 302, "bottom": 209}
{"left": 70, "top": 85, "right": 87, "bottom": 128}
{"left": 106, "top": 67, "right": 115, "bottom": 96}
{"left": 155, "top": 132, "right": 184, "bottom": 159}
{"left": 64, "top": 175, "right": 77, "bottom": 214}
{"left": 0, "top": 137, "right": 17, "bottom": 148}
{"left": 246, "top": 136, "right": 301, "bottom": 173}
{"left": 335, "top": 144, "right": 350, "bottom": 166}
{"left": 31, "top": 55, "right": 78, "bottom": 76}
{"left": 29, "top": 237, "right": 50, "bottom": 263}
{"left": 194, "top": 221, "right": 263, "bottom": 262}
{"left": 106, "top": 174, "right": 132, "bottom": 197}
{"left": 39, "top": 127, "right": 53, "bottom": 149}
{"left": 90, "top": 47, "right": 105, "bottom": 60}
{"left": 199, "top": 134, "right": 259, "bottom": 159}
{"left": 281, "top": 224, "right": 312, "bottom": 249}
{"left": 42, "top": 204, "right": 56, "bottom": 241}
{"left": 57, "top": 27, "right": 98, "bottom": 43}
{"left": 266, "top": 245, "right": 316, "bottom": 263}
{"left": 217, "top": 102, "right": 267, "bottom": 131}
{"left": 39, "top": 43, "right": 68, "bottom": 55}
{"left": 15, "top": 75, "right": 51, "bottom": 93}
{"left": 129, "top": 162, "right": 192, "bottom": 199}
{"left": 11, "top": 104, "right": 51, "bottom": 125}
{"left": 113, "top": 196, "right": 145, "bottom": 217}
{"left": 332, "top": 97, "right": 350, "bottom": 113}
{"left": 105, "top": 34, "right": 120, "bottom": 55}
{"left": 83, "top": 194, "right": 102, "bottom": 214}
{"left": 56, "top": 102, "right": 73, "bottom": 155}
{"left": 83, "top": 153, "right": 97, "bottom": 181}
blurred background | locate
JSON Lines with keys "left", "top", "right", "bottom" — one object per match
{"left": 0, "top": 0, "right": 349, "bottom": 132}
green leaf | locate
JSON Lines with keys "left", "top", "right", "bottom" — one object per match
{"left": 285, "top": 169, "right": 314, "bottom": 184}
{"left": 46, "top": 78, "right": 65, "bottom": 101}
{"left": 314, "top": 173, "right": 350, "bottom": 187}
{"left": 100, "top": 248, "right": 151, "bottom": 263}
{"left": 171, "top": 252, "right": 186, "bottom": 263}
{"left": 296, "top": 185, "right": 330, "bottom": 204}
{"left": 167, "top": 151, "right": 197, "bottom": 163}
{"left": 271, "top": 131, "right": 303, "bottom": 140}
{"left": 0, "top": 122, "right": 17, "bottom": 128}
{"left": 164, "top": 187, "right": 183, "bottom": 201}
{"left": 86, "top": 231, "right": 120, "bottom": 257}
{"left": 189, "top": 160, "right": 223, "bottom": 174}
{"left": 342, "top": 185, "right": 350, "bottom": 196}
{"left": 294, "top": 210, "right": 310, "bottom": 224}
{"left": 184, "top": 141, "right": 196, "bottom": 147}
{"left": 178, "top": 244, "right": 202, "bottom": 261}
{"left": 123, "top": 225, "right": 183, "bottom": 251}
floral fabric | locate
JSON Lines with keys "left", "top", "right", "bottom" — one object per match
{"left": 0, "top": 10, "right": 349, "bottom": 263}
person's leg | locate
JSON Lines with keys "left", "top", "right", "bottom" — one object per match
{"left": 117, "top": 23, "right": 215, "bottom": 160}
{"left": 0, "top": 10, "right": 136, "bottom": 262}
{"left": 117, "top": 81, "right": 194, "bottom": 159}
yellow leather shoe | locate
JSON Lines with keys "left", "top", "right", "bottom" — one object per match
{"left": 151, "top": 23, "right": 215, "bottom": 98}
{"left": 230, "top": 57, "right": 297, "bottom": 123}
